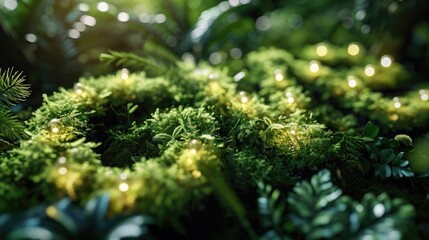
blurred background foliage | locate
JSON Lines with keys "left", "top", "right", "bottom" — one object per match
{"left": 1, "top": 0, "right": 429, "bottom": 106}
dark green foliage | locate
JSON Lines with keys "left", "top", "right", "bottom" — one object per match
{"left": 0, "top": 109, "right": 25, "bottom": 141}
{"left": 0, "top": 68, "right": 30, "bottom": 107}
{"left": 226, "top": 150, "right": 274, "bottom": 191}
{"left": 285, "top": 169, "right": 417, "bottom": 239}
{"left": 363, "top": 122, "right": 415, "bottom": 179}
{"left": 0, "top": 68, "right": 30, "bottom": 142}
{"left": 0, "top": 194, "right": 154, "bottom": 240}
{"left": 257, "top": 182, "right": 290, "bottom": 240}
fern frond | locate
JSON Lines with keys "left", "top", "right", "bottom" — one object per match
{"left": 100, "top": 51, "right": 165, "bottom": 76}
{"left": 287, "top": 169, "right": 416, "bottom": 239}
{"left": 0, "top": 68, "right": 30, "bottom": 107}
{"left": 0, "top": 108, "right": 25, "bottom": 140}
{"left": 257, "top": 182, "right": 289, "bottom": 240}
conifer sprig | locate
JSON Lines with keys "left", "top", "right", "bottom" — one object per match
{"left": 0, "top": 68, "right": 30, "bottom": 107}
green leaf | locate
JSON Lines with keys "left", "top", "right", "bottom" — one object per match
{"left": 380, "top": 149, "right": 395, "bottom": 163}
{"left": 362, "top": 121, "right": 379, "bottom": 139}
{"left": 127, "top": 103, "right": 138, "bottom": 114}
{"left": 6, "top": 227, "right": 66, "bottom": 240}
{"left": 285, "top": 169, "right": 416, "bottom": 239}
{"left": 374, "top": 163, "right": 392, "bottom": 178}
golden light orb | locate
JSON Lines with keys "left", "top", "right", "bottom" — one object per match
{"left": 316, "top": 44, "right": 328, "bottom": 57}
{"left": 347, "top": 43, "right": 360, "bottom": 56}
{"left": 380, "top": 55, "right": 392, "bottom": 68}
{"left": 118, "top": 182, "right": 129, "bottom": 192}
{"left": 364, "top": 65, "right": 375, "bottom": 77}
{"left": 309, "top": 61, "right": 320, "bottom": 73}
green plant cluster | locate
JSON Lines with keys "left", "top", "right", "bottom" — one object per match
{"left": 0, "top": 44, "right": 428, "bottom": 238}
{"left": 258, "top": 169, "right": 417, "bottom": 239}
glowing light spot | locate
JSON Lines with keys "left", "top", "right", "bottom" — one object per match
{"left": 239, "top": 91, "right": 250, "bottom": 104}
{"left": 48, "top": 119, "right": 62, "bottom": 134}
{"left": 364, "top": 65, "right": 375, "bottom": 77}
{"left": 393, "top": 97, "right": 401, "bottom": 109}
{"left": 25, "top": 33, "right": 37, "bottom": 43}
{"left": 73, "top": 22, "right": 86, "bottom": 32}
{"left": 121, "top": 68, "right": 129, "bottom": 80}
{"left": 347, "top": 43, "right": 360, "bottom": 56}
{"left": 389, "top": 114, "right": 399, "bottom": 121}
{"left": 68, "top": 29, "right": 80, "bottom": 39}
{"left": 230, "top": 48, "right": 242, "bottom": 59}
{"left": 373, "top": 203, "right": 385, "bottom": 217}
{"left": 117, "top": 12, "right": 130, "bottom": 22}
{"left": 229, "top": 0, "right": 239, "bottom": 7}
{"left": 154, "top": 13, "right": 166, "bottom": 23}
{"left": 4, "top": 0, "right": 17, "bottom": 11}
{"left": 58, "top": 157, "right": 67, "bottom": 164}
{"left": 209, "top": 52, "right": 223, "bottom": 65}
{"left": 316, "top": 44, "right": 328, "bottom": 57}
{"left": 419, "top": 90, "right": 428, "bottom": 101}
{"left": 348, "top": 76, "right": 357, "bottom": 88}
{"left": 119, "top": 172, "right": 127, "bottom": 180}
{"left": 138, "top": 13, "right": 150, "bottom": 23}
{"left": 380, "top": 55, "right": 392, "bottom": 68}
{"left": 74, "top": 83, "right": 84, "bottom": 95}
{"left": 274, "top": 69, "right": 284, "bottom": 81}
{"left": 255, "top": 16, "right": 271, "bottom": 31}
{"left": 361, "top": 24, "right": 371, "bottom": 34}
{"left": 81, "top": 15, "right": 96, "bottom": 26}
{"left": 188, "top": 139, "right": 202, "bottom": 155}
{"left": 97, "top": 2, "right": 109, "bottom": 12}
{"left": 233, "top": 71, "right": 245, "bottom": 82}
{"left": 118, "top": 182, "right": 129, "bottom": 192}
{"left": 309, "top": 61, "right": 320, "bottom": 73}
{"left": 289, "top": 123, "right": 299, "bottom": 135}
{"left": 355, "top": 10, "right": 366, "bottom": 21}
{"left": 58, "top": 167, "right": 68, "bottom": 175}
{"left": 78, "top": 3, "right": 89, "bottom": 12}
{"left": 192, "top": 170, "right": 202, "bottom": 178}
{"left": 285, "top": 92, "right": 295, "bottom": 104}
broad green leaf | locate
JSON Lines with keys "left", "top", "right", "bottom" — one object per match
{"left": 362, "top": 122, "right": 379, "bottom": 139}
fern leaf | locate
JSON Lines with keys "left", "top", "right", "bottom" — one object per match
{"left": 0, "top": 68, "right": 30, "bottom": 107}
{"left": 99, "top": 51, "right": 165, "bottom": 75}
{"left": 257, "top": 182, "right": 289, "bottom": 240}
{"left": 0, "top": 108, "right": 25, "bottom": 140}
{"left": 287, "top": 169, "right": 417, "bottom": 239}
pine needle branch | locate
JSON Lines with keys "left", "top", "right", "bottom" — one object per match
{"left": 0, "top": 68, "right": 31, "bottom": 107}
{"left": 100, "top": 51, "right": 165, "bottom": 76}
{"left": 0, "top": 108, "right": 25, "bottom": 141}
{"left": 143, "top": 41, "right": 179, "bottom": 66}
